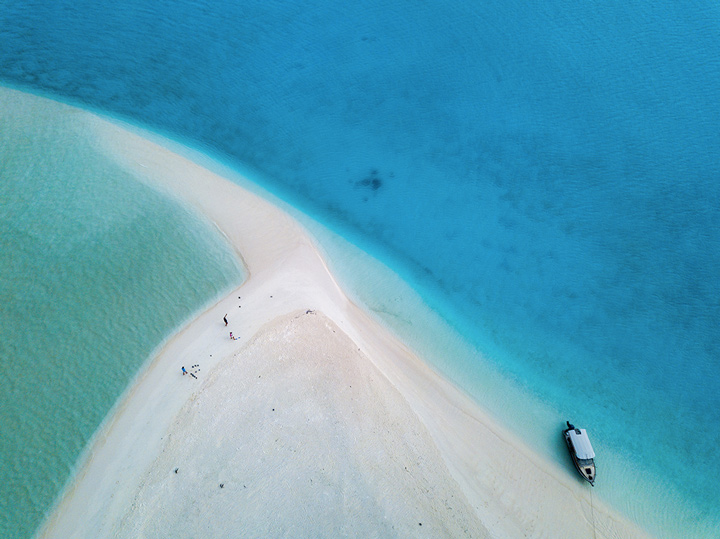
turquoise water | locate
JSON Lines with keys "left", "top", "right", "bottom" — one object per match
{"left": 0, "top": 89, "right": 244, "bottom": 538}
{"left": 1, "top": 1, "right": 719, "bottom": 537}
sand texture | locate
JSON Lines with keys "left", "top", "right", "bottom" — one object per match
{"left": 112, "top": 312, "right": 485, "bottom": 537}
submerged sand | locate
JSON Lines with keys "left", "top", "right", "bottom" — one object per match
{"left": 37, "top": 109, "right": 649, "bottom": 538}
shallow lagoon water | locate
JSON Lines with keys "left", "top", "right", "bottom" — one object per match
{"left": 1, "top": 1, "right": 719, "bottom": 537}
{"left": 0, "top": 90, "right": 244, "bottom": 538}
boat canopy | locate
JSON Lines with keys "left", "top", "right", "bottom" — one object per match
{"left": 568, "top": 428, "right": 595, "bottom": 459}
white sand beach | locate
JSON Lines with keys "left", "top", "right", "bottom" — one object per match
{"left": 37, "top": 114, "right": 649, "bottom": 538}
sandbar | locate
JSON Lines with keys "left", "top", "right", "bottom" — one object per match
{"left": 37, "top": 113, "right": 649, "bottom": 538}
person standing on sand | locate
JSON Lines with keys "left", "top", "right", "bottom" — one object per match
{"left": 182, "top": 366, "right": 187, "bottom": 375}
{"left": 229, "top": 332, "right": 235, "bottom": 340}
{"left": 223, "top": 314, "right": 228, "bottom": 326}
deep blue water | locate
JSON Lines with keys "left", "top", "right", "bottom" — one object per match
{"left": 1, "top": 1, "right": 719, "bottom": 537}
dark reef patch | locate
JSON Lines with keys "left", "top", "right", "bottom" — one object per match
{"left": 354, "top": 169, "right": 385, "bottom": 194}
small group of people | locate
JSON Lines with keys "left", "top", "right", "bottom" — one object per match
{"left": 181, "top": 364, "right": 199, "bottom": 379}
{"left": 179, "top": 310, "right": 239, "bottom": 379}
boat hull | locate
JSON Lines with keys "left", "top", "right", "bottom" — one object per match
{"left": 563, "top": 423, "right": 596, "bottom": 486}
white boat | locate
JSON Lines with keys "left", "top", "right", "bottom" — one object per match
{"left": 563, "top": 421, "right": 596, "bottom": 486}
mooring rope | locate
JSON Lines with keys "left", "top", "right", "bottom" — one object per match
{"left": 590, "top": 487, "right": 597, "bottom": 539}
